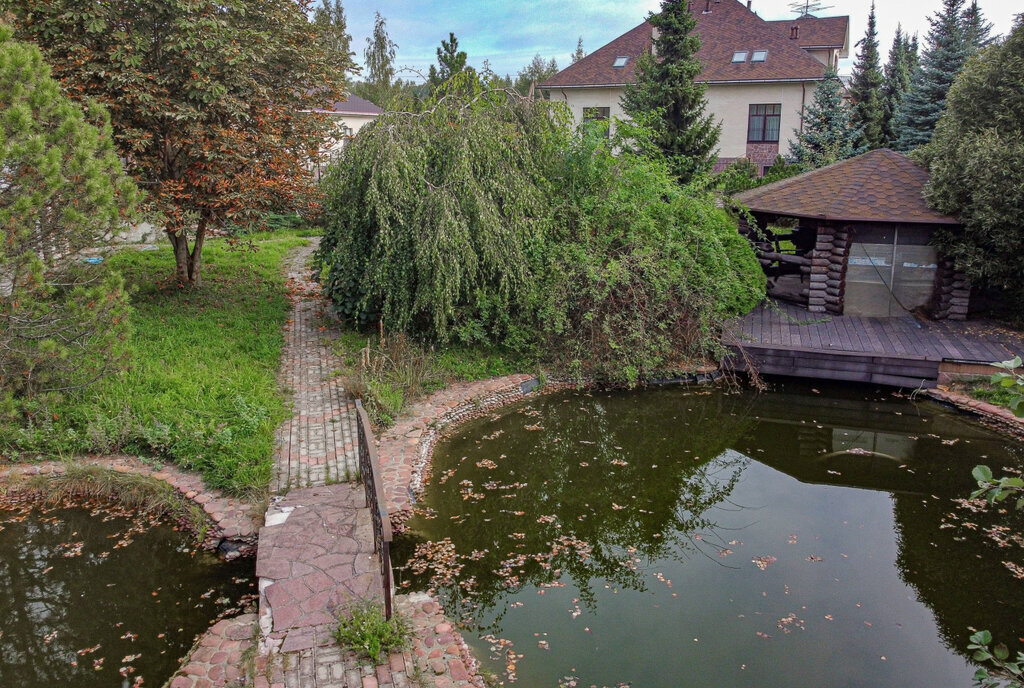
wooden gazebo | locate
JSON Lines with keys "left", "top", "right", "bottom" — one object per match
{"left": 734, "top": 149, "right": 968, "bottom": 320}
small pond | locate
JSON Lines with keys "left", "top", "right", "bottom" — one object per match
{"left": 0, "top": 501, "right": 255, "bottom": 688}
{"left": 395, "top": 381, "right": 1024, "bottom": 688}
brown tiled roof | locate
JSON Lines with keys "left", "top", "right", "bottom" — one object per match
{"left": 733, "top": 149, "right": 960, "bottom": 225}
{"left": 766, "top": 16, "right": 849, "bottom": 49}
{"left": 315, "top": 95, "right": 382, "bottom": 116}
{"left": 541, "top": 0, "right": 833, "bottom": 89}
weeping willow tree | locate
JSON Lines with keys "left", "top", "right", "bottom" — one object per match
{"left": 317, "top": 84, "right": 566, "bottom": 344}
{"left": 317, "top": 86, "right": 764, "bottom": 383}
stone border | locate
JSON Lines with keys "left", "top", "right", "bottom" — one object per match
{"left": 0, "top": 455, "right": 260, "bottom": 555}
{"left": 375, "top": 373, "right": 567, "bottom": 531}
{"left": 924, "top": 388, "right": 1024, "bottom": 440}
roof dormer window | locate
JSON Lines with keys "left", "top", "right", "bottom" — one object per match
{"left": 751, "top": 50, "right": 768, "bottom": 62}
{"left": 732, "top": 51, "right": 748, "bottom": 63}
{"left": 612, "top": 56, "right": 629, "bottom": 68}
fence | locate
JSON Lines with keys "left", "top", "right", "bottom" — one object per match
{"left": 354, "top": 400, "right": 394, "bottom": 619}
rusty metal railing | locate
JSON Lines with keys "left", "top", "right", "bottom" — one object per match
{"left": 354, "top": 400, "right": 394, "bottom": 619}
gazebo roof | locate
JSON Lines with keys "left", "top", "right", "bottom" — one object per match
{"left": 734, "top": 149, "right": 960, "bottom": 225}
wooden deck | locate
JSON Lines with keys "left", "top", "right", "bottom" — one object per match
{"left": 726, "top": 301, "right": 1024, "bottom": 388}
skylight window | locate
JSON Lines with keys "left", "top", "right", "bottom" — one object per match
{"left": 751, "top": 50, "right": 768, "bottom": 62}
{"left": 731, "top": 51, "right": 748, "bottom": 63}
{"left": 612, "top": 56, "right": 629, "bottom": 68}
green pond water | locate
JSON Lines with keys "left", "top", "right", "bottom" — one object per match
{"left": 394, "top": 381, "right": 1024, "bottom": 688}
{"left": 0, "top": 503, "right": 255, "bottom": 688}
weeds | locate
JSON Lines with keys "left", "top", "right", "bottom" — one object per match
{"left": 334, "top": 333, "right": 531, "bottom": 428}
{"left": 334, "top": 601, "right": 410, "bottom": 663}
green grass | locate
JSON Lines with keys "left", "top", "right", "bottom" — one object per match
{"left": 1, "top": 232, "right": 307, "bottom": 497}
{"left": 968, "top": 381, "right": 1018, "bottom": 409}
{"left": 332, "top": 332, "right": 532, "bottom": 428}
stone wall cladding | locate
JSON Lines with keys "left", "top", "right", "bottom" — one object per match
{"left": 0, "top": 455, "right": 259, "bottom": 553}
{"left": 745, "top": 142, "right": 780, "bottom": 170}
{"left": 376, "top": 374, "right": 567, "bottom": 531}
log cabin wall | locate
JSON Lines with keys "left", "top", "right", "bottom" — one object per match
{"left": 932, "top": 256, "right": 970, "bottom": 321}
{"left": 809, "top": 223, "right": 850, "bottom": 314}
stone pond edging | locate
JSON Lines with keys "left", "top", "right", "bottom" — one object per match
{"left": 924, "top": 388, "right": 1024, "bottom": 440}
{"left": 376, "top": 373, "right": 566, "bottom": 531}
{"left": 0, "top": 455, "right": 260, "bottom": 556}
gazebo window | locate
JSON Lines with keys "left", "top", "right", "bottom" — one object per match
{"left": 748, "top": 103, "right": 781, "bottom": 143}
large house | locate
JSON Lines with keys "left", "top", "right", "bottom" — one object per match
{"left": 539, "top": 0, "right": 849, "bottom": 172}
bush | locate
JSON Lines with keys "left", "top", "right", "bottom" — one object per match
{"left": 0, "top": 27, "right": 140, "bottom": 410}
{"left": 316, "top": 91, "right": 764, "bottom": 385}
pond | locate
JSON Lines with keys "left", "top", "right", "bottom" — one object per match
{"left": 0, "top": 501, "right": 255, "bottom": 688}
{"left": 394, "top": 382, "right": 1024, "bottom": 688}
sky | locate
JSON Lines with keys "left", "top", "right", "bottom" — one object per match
{"left": 338, "top": 0, "right": 1020, "bottom": 81}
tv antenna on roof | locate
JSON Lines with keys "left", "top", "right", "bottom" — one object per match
{"left": 788, "top": 0, "right": 832, "bottom": 17}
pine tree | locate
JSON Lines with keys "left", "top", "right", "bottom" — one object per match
{"left": 849, "top": 2, "right": 885, "bottom": 150}
{"left": 428, "top": 33, "right": 475, "bottom": 93}
{"left": 514, "top": 54, "right": 559, "bottom": 96}
{"left": 962, "top": 0, "right": 993, "bottom": 54}
{"left": 0, "top": 27, "right": 139, "bottom": 400}
{"left": 789, "top": 67, "right": 861, "bottom": 168}
{"left": 621, "top": 0, "right": 720, "bottom": 184}
{"left": 572, "top": 37, "right": 586, "bottom": 64}
{"left": 881, "top": 26, "right": 913, "bottom": 146}
{"left": 894, "top": 0, "right": 968, "bottom": 151}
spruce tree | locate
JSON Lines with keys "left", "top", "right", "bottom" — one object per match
{"left": 881, "top": 26, "right": 913, "bottom": 146}
{"left": 962, "top": 0, "right": 994, "bottom": 53}
{"left": 621, "top": 0, "right": 720, "bottom": 184}
{"left": 894, "top": 0, "right": 968, "bottom": 150}
{"left": 789, "top": 67, "right": 861, "bottom": 168}
{"left": 849, "top": 2, "right": 885, "bottom": 150}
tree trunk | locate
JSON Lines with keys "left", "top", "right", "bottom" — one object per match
{"left": 168, "top": 217, "right": 208, "bottom": 287}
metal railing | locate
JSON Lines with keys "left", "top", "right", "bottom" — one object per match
{"left": 354, "top": 400, "right": 394, "bottom": 619}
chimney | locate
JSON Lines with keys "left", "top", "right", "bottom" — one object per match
{"left": 747, "top": 0, "right": 752, "bottom": 8}
{"left": 790, "top": 25, "right": 799, "bottom": 39}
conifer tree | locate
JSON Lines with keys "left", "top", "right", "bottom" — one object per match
{"left": 849, "top": 2, "right": 885, "bottom": 150}
{"left": 789, "top": 67, "right": 861, "bottom": 168}
{"left": 428, "top": 33, "right": 475, "bottom": 93}
{"left": 881, "top": 26, "right": 913, "bottom": 146}
{"left": 621, "top": 0, "right": 720, "bottom": 184}
{"left": 514, "top": 54, "right": 559, "bottom": 96}
{"left": 962, "top": 0, "right": 993, "bottom": 53}
{"left": 572, "top": 37, "right": 586, "bottom": 64}
{"left": 894, "top": 0, "right": 968, "bottom": 150}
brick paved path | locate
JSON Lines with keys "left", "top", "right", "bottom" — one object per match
{"left": 272, "top": 243, "right": 360, "bottom": 492}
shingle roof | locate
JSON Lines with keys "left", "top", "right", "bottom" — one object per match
{"left": 319, "top": 95, "right": 382, "bottom": 116}
{"left": 733, "top": 149, "right": 960, "bottom": 225}
{"left": 766, "top": 16, "right": 849, "bottom": 49}
{"left": 540, "top": 0, "right": 835, "bottom": 89}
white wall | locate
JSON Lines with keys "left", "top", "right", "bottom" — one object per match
{"left": 325, "top": 113, "right": 379, "bottom": 154}
{"left": 549, "top": 80, "right": 810, "bottom": 159}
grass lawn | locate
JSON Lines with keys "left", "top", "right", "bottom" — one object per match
{"left": 1, "top": 232, "right": 308, "bottom": 497}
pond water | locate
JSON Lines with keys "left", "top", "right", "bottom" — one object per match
{"left": 0, "top": 502, "right": 255, "bottom": 688}
{"left": 394, "top": 382, "right": 1024, "bottom": 688}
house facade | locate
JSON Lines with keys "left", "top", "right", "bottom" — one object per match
{"left": 539, "top": 0, "right": 848, "bottom": 172}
